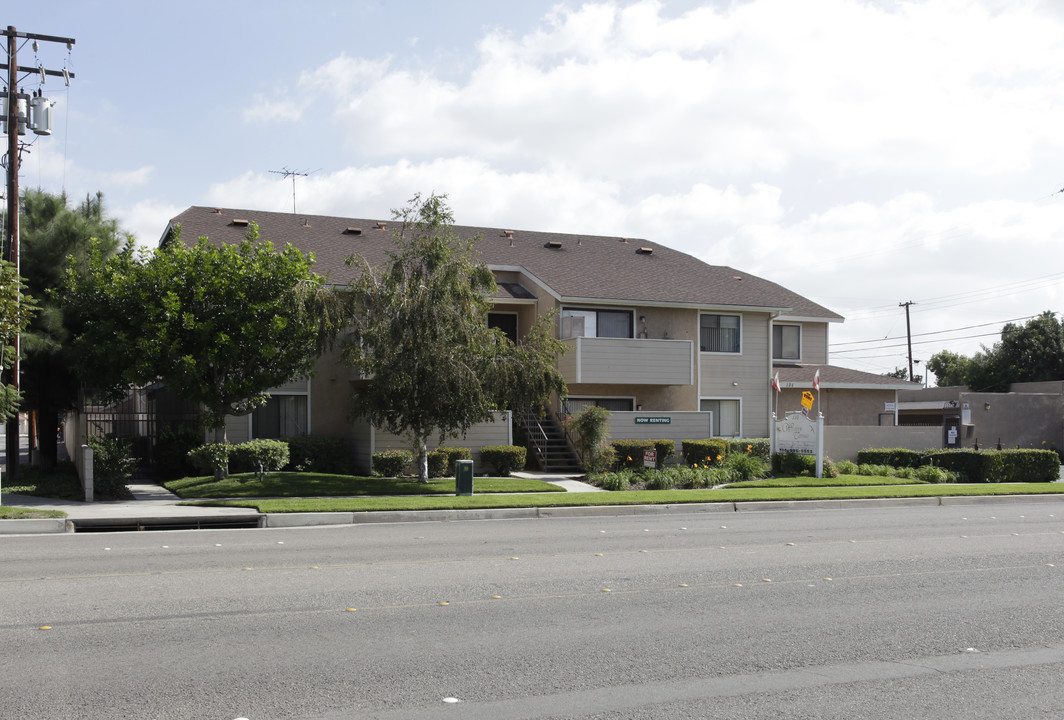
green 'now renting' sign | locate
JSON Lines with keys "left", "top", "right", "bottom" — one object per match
{"left": 634, "top": 417, "right": 671, "bottom": 424}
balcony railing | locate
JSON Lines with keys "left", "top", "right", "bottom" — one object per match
{"left": 557, "top": 337, "right": 694, "bottom": 386}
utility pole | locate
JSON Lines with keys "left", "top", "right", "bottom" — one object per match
{"left": 899, "top": 300, "right": 916, "bottom": 382}
{"left": 1, "top": 26, "right": 75, "bottom": 481}
{"left": 269, "top": 167, "right": 311, "bottom": 213}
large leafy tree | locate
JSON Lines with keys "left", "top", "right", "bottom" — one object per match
{"left": 928, "top": 311, "right": 1064, "bottom": 391}
{"left": 63, "top": 224, "right": 341, "bottom": 442}
{"left": 19, "top": 190, "right": 125, "bottom": 467}
{"left": 0, "top": 260, "right": 36, "bottom": 421}
{"left": 342, "top": 193, "right": 567, "bottom": 482}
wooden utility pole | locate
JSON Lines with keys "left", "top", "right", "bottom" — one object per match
{"left": 899, "top": 300, "right": 916, "bottom": 382}
{"left": 1, "top": 26, "right": 75, "bottom": 481}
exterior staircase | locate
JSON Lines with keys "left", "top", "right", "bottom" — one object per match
{"left": 520, "top": 408, "right": 583, "bottom": 474}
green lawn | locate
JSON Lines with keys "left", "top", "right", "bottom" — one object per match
{"left": 188, "top": 481, "right": 1064, "bottom": 513}
{"left": 164, "top": 472, "right": 562, "bottom": 499}
{"left": 0, "top": 506, "right": 67, "bottom": 520}
{"left": 726, "top": 475, "right": 929, "bottom": 488}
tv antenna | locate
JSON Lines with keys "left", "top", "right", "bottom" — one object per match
{"left": 269, "top": 167, "right": 316, "bottom": 213}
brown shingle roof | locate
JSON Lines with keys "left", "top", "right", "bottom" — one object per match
{"left": 775, "top": 363, "right": 920, "bottom": 390}
{"left": 165, "top": 206, "right": 843, "bottom": 319}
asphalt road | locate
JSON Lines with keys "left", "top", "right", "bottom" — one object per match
{"left": 2, "top": 501, "right": 1064, "bottom": 719}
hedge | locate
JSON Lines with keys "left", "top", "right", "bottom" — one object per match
{"left": 681, "top": 439, "right": 728, "bottom": 466}
{"left": 283, "top": 435, "right": 353, "bottom": 474}
{"left": 610, "top": 439, "right": 676, "bottom": 470}
{"left": 924, "top": 448, "right": 1059, "bottom": 483}
{"left": 479, "top": 445, "right": 527, "bottom": 476}
{"left": 726, "top": 438, "right": 771, "bottom": 459}
{"left": 772, "top": 452, "right": 817, "bottom": 476}
{"left": 429, "top": 446, "right": 472, "bottom": 477}
{"left": 372, "top": 449, "right": 411, "bottom": 477}
{"left": 856, "top": 448, "right": 926, "bottom": 468}
{"left": 232, "top": 439, "right": 290, "bottom": 478}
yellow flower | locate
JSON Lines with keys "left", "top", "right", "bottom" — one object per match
{"left": 716, "top": 455, "right": 723, "bottom": 461}
{"left": 747, "top": 444, "right": 753, "bottom": 453}
{"left": 627, "top": 456, "right": 632, "bottom": 461}
{"left": 693, "top": 463, "right": 699, "bottom": 468}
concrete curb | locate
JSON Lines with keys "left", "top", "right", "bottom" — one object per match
{"left": 6, "top": 494, "right": 1064, "bottom": 535}
{"left": 0, "top": 518, "right": 69, "bottom": 534}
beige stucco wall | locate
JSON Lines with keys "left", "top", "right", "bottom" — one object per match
{"left": 699, "top": 311, "right": 771, "bottom": 437}
{"left": 824, "top": 426, "right": 942, "bottom": 461}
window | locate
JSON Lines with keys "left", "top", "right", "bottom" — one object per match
{"left": 773, "top": 324, "right": 801, "bottom": 360}
{"left": 560, "top": 308, "right": 633, "bottom": 339}
{"left": 252, "top": 395, "right": 308, "bottom": 439}
{"left": 700, "top": 399, "right": 740, "bottom": 437}
{"left": 700, "top": 314, "right": 740, "bottom": 353}
{"left": 488, "top": 312, "right": 519, "bottom": 343}
{"left": 567, "top": 397, "right": 635, "bottom": 413}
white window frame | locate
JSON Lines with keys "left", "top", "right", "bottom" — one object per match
{"left": 699, "top": 397, "right": 742, "bottom": 437}
{"left": 772, "top": 324, "right": 802, "bottom": 361}
{"left": 560, "top": 307, "right": 634, "bottom": 340}
{"left": 247, "top": 379, "right": 312, "bottom": 439}
{"left": 699, "top": 313, "right": 742, "bottom": 354}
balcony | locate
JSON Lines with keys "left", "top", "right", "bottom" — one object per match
{"left": 558, "top": 337, "right": 694, "bottom": 386}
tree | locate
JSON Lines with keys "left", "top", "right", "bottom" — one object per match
{"left": 341, "top": 193, "right": 567, "bottom": 482}
{"left": 19, "top": 190, "right": 125, "bottom": 467}
{"left": 63, "top": 224, "right": 340, "bottom": 456}
{"left": 885, "top": 366, "right": 923, "bottom": 385}
{"left": 0, "top": 260, "right": 36, "bottom": 421}
{"left": 927, "top": 311, "right": 1064, "bottom": 391}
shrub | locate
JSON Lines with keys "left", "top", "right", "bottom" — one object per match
{"left": 645, "top": 469, "right": 678, "bottom": 490}
{"left": 914, "top": 464, "right": 954, "bottom": 484}
{"left": 995, "top": 449, "right": 1060, "bottom": 482}
{"left": 566, "top": 406, "right": 611, "bottom": 471}
{"left": 599, "top": 472, "right": 630, "bottom": 491}
{"left": 585, "top": 443, "right": 616, "bottom": 475}
{"left": 188, "top": 442, "right": 234, "bottom": 479}
{"left": 372, "top": 449, "right": 411, "bottom": 477}
{"left": 427, "top": 448, "right": 449, "bottom": 478}
{"left": 86, "top": 435, "right": 137, "bottom": 498}
{"left": 437, "top": 447, "right": 472, "bottom": 475}
{"left": 479, "top": 445, "right": 527, "bottom": 476}
{"left": 154, "top": 425, "right": 202, "bottom": 480}
{"left": 232, "top": 439, "right": 290, "bottom": 481}
{"left": 724, "top": 452, "right": 768, "bottom": 480}
{"left": 681, "top": 439, "right": 728, "bottom": 467}
{"left": 822, "top": 457, "right": 839, "bottom": 478}
{"left": 835, "top": 459, "right": 858, "bottom": 475}
{"left": 283, "top": 435, "right": 353, "bottom": 474}
{"left": 726, "top": 438, "right": 771, "bottom": 459}
{"left": 610, "top": 439, "right": 675, "bottom": 470}
{"left": 856, "top": 448, "right": 926, "bottom": 468}
{"left": 773, "top": 452, "right": 816, "bottom": 476}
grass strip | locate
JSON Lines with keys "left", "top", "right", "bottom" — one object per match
{"left": 0, "top": 506, "right": 67, "bottom": 520}
{"left": 165, "top": 472, "right": 561, "bottom": 499}
{"left": 727, "top": 475, "right": 929, "bottom": 488}
{"left": 187, "top": 482, "right": 1064, "bottom": 513}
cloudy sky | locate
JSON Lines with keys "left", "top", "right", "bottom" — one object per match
{"left": 7, "top": 0, "right": 1064, "bottom": 382}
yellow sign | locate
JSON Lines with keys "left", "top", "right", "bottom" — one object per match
{"left": 801, "top": 391, "right": 814, "bottom": 410}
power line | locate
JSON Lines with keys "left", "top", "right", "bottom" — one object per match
{"left": 830, "top": 314, "right": 1039, "bottom": 348}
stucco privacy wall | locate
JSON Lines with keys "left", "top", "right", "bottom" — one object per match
{"left": 371, "top": 411, "right": 512, "bottom": 469}
{"left": 824, "top": 425, "right": 942, "bottom": 462}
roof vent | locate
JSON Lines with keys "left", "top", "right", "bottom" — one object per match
{"left": 636, "top": 247, "right": 653, "bottom": 255}
{"left": 503, "top": 230, "right": 515, "bottom": 239}
{"left": 621, "top": 237, "right": 629, "bottom": 243}
{"left": 302, "top": 218, "right": 310, "bottom": 227}
{"left": 375, "top": 221, "right": 387, "bottom": 230}
{"left": 545, "top": 240, "right": 563, "bottom": 249}
{"left": 343, "top": 227, "right": 363, "bottom": 235}
{"left": 231, "top": 218, "right": 250, "bottom": 227}
{"left": 212, "top": 208, "right": 222, "bottom": 214}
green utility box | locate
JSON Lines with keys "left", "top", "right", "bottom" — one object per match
{"left": 455, "top": 459, "right": 474, "bottom": 496}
